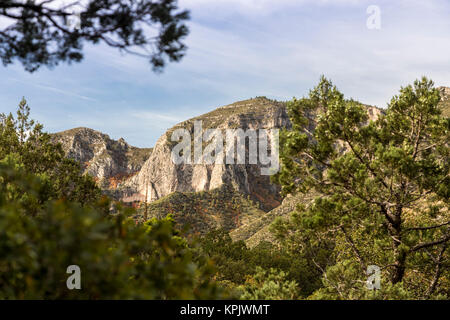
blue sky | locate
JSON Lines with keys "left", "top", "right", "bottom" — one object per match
{"left": 1, "top": 0, "right": 450, "bottom": 147}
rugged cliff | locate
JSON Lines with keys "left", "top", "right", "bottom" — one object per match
{"left": 123, "top": 97, "right": 291, "bottom": 211}
{"left": 51, "top": 96, "right": 384, "bottom": 214}
{"left": 51, "top": 127, "right": 152, "bottom": 188}
{"left": 439, "top": 86, "right": 450, "bottom": 117}
{"left": 50, "top": 89, "right": 449, "bottom": 241}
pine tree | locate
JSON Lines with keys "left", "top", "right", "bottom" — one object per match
{"left": 273, "top": 77, "right": 449, "bottom": 299}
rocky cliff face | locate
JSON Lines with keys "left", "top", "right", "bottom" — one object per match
{"left": 123, "top": 97, "right": 291, "bottom": 211}
{"left": 49, "top": 89, "right": 449, "bottom": 241}
{"left": 439, "top": 86, "right": 450, "bottom": 97}
{"left": 51, "top": 97, "right": 385, "bottom": 212}
{"left": 51, "top": 127, "right": 152, "bottom": 187}
{"left": 439, "top": 86, "right": 450, "bottom": 117}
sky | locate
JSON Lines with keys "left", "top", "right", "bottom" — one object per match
{"left": 1, "top": 0, "right": 450, "bottom": 147}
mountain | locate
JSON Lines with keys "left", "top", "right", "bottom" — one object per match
{"left": 51, "top": 127, "right": 152, "bottom": 188}
{"left": 439, "top": 86, "right": 450, "bottom": 117}
{"left": 123, "top": 97, "right": 291, "bottom": 212}
{"left": 50, "top": 88, "right": 448, "bottom": 244}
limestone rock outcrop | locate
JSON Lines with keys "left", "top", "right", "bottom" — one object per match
{"left": 51, "top": 127, "right": 152, "bottom": 186}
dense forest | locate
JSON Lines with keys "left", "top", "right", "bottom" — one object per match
{"left": 0, "top": 77, "right": 448, "bottom": 299}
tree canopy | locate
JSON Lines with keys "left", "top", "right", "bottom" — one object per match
{"left": 0, "top": 98, "right": 225, "bottom": 299}
{"left": 273, "top": 77, "right": 449, "bottom": 299}
{"left": 0, "top": 0, "right": 190, "bottom": 72}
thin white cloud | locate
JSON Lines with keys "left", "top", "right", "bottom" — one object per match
{"left": 10, "top": 78, "right": 97, "bottom": 102}
{"left": 131, "top": 111, "right": 183, "bottom": 123}
{"left": 81, "top": 0, "right": 450, "bottom": 110}
{"left": 181, "top": 0, "right": 361, "bottom": 14}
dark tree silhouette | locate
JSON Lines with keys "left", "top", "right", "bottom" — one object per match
{"left": 0, "top": 0, "right": 190, "bottom": 72}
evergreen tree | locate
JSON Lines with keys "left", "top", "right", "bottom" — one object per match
{"left": 0, "top": 98, "right": 100, "bottom": 206}
{"left": 273, "top": 77, "right": 449, "bottom": 299}
{"left": 0, "top": 100, "right": 225, "bottom": 299}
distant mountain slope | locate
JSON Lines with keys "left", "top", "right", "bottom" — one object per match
{"left": 51, "top": 127, "right": 152, "bottom": 188}
{"left": 135, "top": 185, "right": 265, "bottom": 235}
{"left": 439, "top": 86, "right": 450, "bottom": 117}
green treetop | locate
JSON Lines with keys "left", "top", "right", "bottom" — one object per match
{"left": 273, "top": 77, "right": 449, "bottom": 299}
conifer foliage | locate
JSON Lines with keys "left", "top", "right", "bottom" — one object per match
{"left": 273, "top": 77, "right": 449, "bottom": 299}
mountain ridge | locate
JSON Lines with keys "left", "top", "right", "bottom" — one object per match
{"left": 51, "top": 127, "right": 152, "bottom": 189}
{"left": 50, "top": 88, "right": 449, "bottom": 244}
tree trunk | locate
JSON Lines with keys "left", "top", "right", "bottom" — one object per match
{"left": 390, "top": 205, "right": 406, "bottom": 284}
{"left": 392, "top": 246, "right": 406, "bottom": 284}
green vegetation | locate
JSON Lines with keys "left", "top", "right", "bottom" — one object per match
{"left": 139, "top": 185, "right": 265, "bottom": 235}
{"left": 230, "top": 193, "right": 315, "bottom": 246}
{"left": 126, "top": 146, "right": 153, "bottom": 169}
{"left": 273, "top": 76, "right": 449, "bottom": 299}
{"left": 0, "top": 0, "right": 189, "bottom": 72}
{"left": 1, "top": 77, "right": 449, "bottom": 300}
{"left": 0, "top": 99, "right": 100, "bottom": 206}
{"left": 194, "top": 229, "right": 323, "bottom": 298}
{"left": 239, "top": 267, "right": 299, "bottom": 300}
{"left": 0, "top": 99, "right": 225, "bottom": 299}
